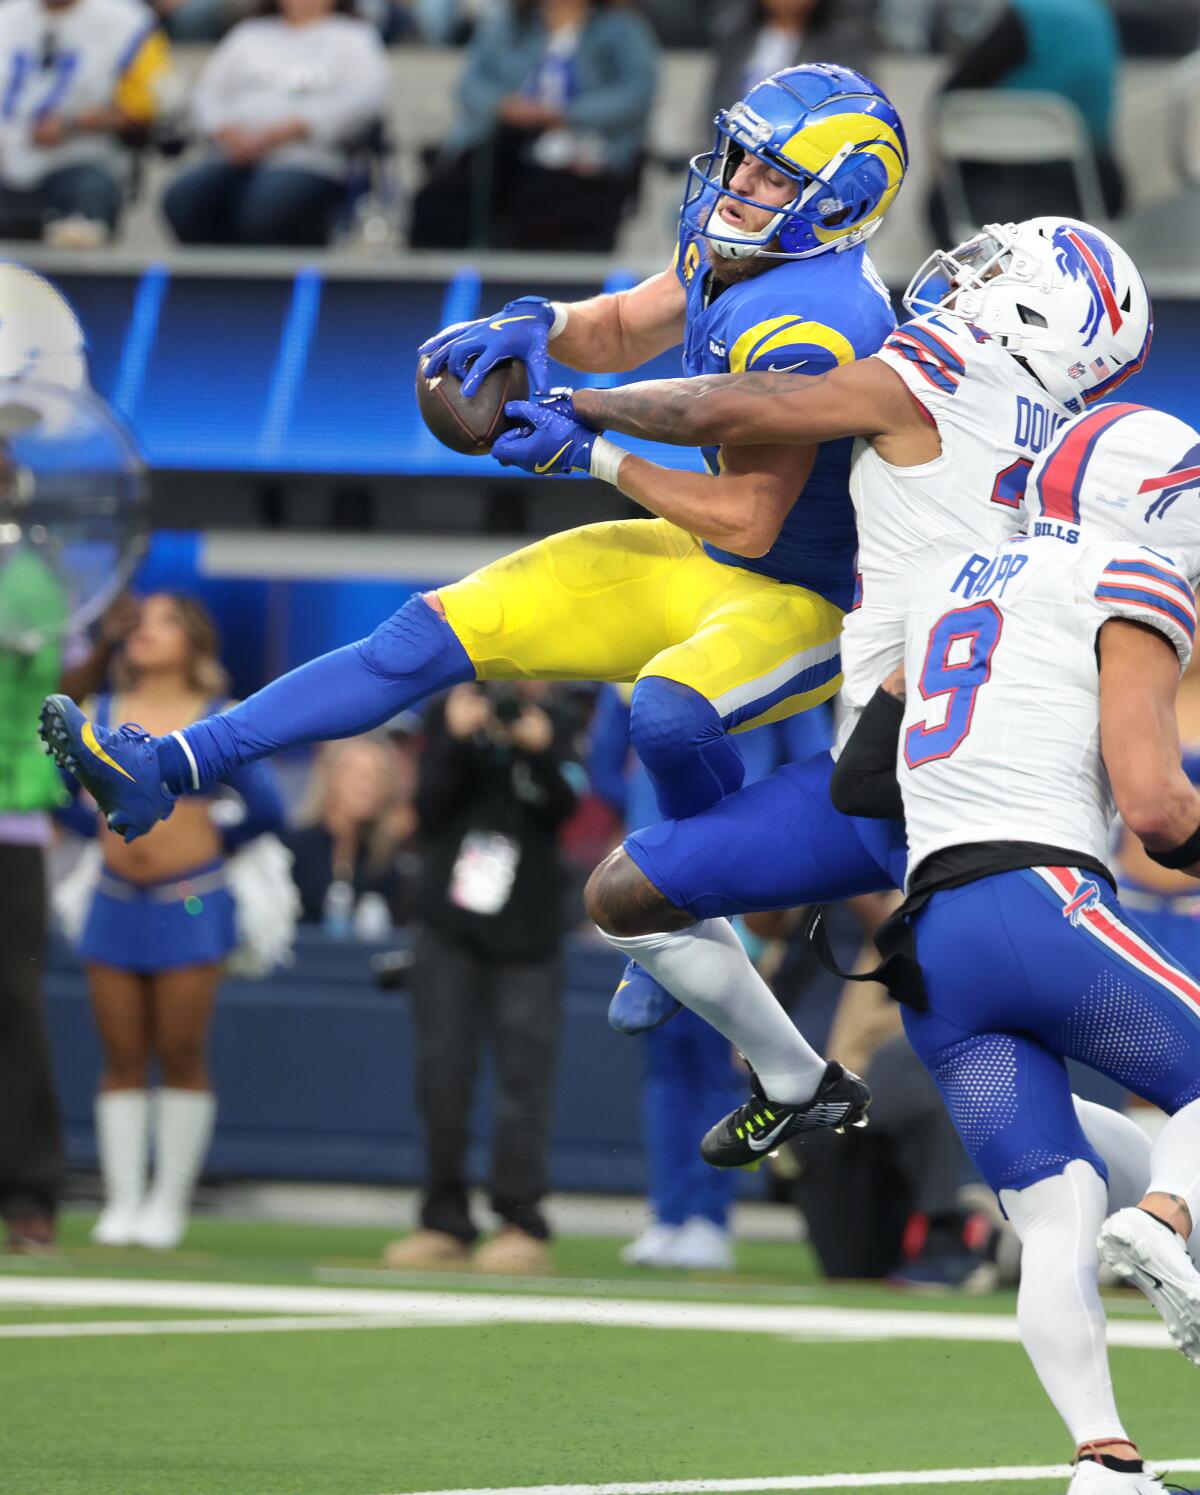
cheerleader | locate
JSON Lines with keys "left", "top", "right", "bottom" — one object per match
{"left": 73, "top": 593, "right": 285, "bottom": 1248}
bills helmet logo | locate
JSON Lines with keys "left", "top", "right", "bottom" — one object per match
{"left": 1139, "top": 442, "right": 1200, "bottom": 521}
{"left": 1062, "top": 878, "right": 1102, "bottom": 927}
{"left": 1052, "top": 226, "right": 1123, "bottom": 349}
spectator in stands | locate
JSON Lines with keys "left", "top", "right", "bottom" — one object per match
{"left": 706, "top": 0, "right": 876, "bottom": 128}
{"left": 285, "top": 736, "right": 410, "bottom": 934}
{"left": 162, "top": 0, "right": 389, "bottom": 247}
{"left": 410, "top": 0, "right": 659, "bottom": 251}
{"left": 384, "top": 682, "right": 577, "bottom": 1275}
{"left": 66, "top": 595, "right": 285, "bottom": 1250}
{"left": 929, "top": 0, "right": 1125, "bottom": 240}
{"left": 0, "top": 0, "right": 172, "bottom": 246}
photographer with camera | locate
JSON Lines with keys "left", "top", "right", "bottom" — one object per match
{"left": 385, "top": 680, "right": 578, "bottom": 1275}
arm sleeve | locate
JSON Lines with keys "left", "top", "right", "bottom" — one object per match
{"left": 829, "top": 686, "right": 906, "bottom": 820}
{"left": 292, "top": 28, "right": 390, "bottom": 145}
{"left": 113, "top": 25, "right": 171, "bottom": 126}
{"left": 1091, "top": 549, "right": 1196, "bottom": 671}
{"left": 564, "top": 19, "right": 658, "bottom": 134}
{"left": 219, "top": 759, "right": 287, "bottom": 852}
{"left": 586, "top": 686, "right": 632, "bottom": 816}
{"left": 190, "top": 31, "right": 239, "bottom": 136}
{"left": 942, "top": 5, "right": 1028, "bottom": 92}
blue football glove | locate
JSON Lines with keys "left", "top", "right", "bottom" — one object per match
{"left": 417, "top": 296, "right": 556, "bottom": 398}
{"left": 491, "top": 396, "right": 600, "bottom": 476}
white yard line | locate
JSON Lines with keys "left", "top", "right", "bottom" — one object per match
{"left": 0, "top": 1313, "right": 463, "bottom": 1339}
{"left": 374, "top": 1464, "right": 1200, "bottom": 1495}
{"left": 0, "top": 1276, "right": 1177, "bottom": 1351}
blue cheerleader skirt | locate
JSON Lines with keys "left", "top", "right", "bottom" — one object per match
{"left": 79, "top": 859, "right": 238, "bottom": 973}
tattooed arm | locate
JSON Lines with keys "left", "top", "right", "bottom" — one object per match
{"left": 572, "top": 357, "right": 931, "bottom": 456}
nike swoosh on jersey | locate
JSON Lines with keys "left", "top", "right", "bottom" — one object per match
{"left": 765, "top": 360, "right": 809, "bottom": 373}
{"left": 81, "top": 721, "right": 135, "bottom": 782}
{"left": 535, "top": 442, "right": 572, "bottom": 474}
{"left": 489, "top": 315, "right": 537, "bottom": 330}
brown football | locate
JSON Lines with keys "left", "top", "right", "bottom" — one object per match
{"left": 415, "top": 356, "right": 530, "bottom": 456}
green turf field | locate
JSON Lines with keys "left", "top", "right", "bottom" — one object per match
{"left": 1, "top": 1214, "right": 1195, "bottom": 1495}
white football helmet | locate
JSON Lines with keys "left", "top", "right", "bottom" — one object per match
{"left": 904, "top": 217, "right": 1151, "bottom": 415}
{"left": 1027, "top": 403, "right": 1200, "bottom": 584}
{"left": 0, "top": 263, "right": 88, "bottom": 390}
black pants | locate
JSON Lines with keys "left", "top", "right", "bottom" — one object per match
{"left": 411, "top": 925, "right": 562, "bottom": 1242}
{"left": 0, "top": 844, "right": 62, "bottom": 1221}
{"left": 410, "top": 127, "right": 633, "bottom": 252}
{"left": 0, "top": 163, "right": 123, "bottom": 239}
{"left": 163, "top": 161, "right": 347, "bottom": 247}
{"left": 790, "top": 1036, "right": 969, "bottom": 1278}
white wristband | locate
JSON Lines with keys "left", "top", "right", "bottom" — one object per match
{"left": 589, "top": 435, "right": 628, "bottom": 488}
{"left": 547, "top": 301, "right": 569, "bottom": 339}
{"left": 171, "top": 729, "right": 200, "bottom": 792}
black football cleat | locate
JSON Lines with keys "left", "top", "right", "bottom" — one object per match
{"left": 700, "top": 1062, "right": 871, "bottom": 1171}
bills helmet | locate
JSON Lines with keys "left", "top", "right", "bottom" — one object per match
{"left": 905, "top": 218, "right": 1151, "bottom": 415}
{"left": 681, "top": 63, "right": 908, "bottom": 261}
{"left": 1028, "top": 403, "right": 1200, "bottom": 584}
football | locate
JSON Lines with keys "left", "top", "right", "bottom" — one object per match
{"left": 415, "top": 356, "right": 529, "bottom": 456}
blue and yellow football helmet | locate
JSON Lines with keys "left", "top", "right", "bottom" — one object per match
{"left": 681, "top": 63, "right": 908, "bottom": 261}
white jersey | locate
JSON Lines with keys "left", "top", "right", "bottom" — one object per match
{"left": 838, "top": 311, "right": 1074, "bottom": 749}
{"left": 0, "top": 0, "right": 162, "bottom": 187}
{"left": 897, "top": 531, "right": 1196, "bottom": 886}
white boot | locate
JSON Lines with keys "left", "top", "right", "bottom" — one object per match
{"left": 133, "top": 1089, "right": 215, "bottom": 1249}
{"left": 1067, "top": 1459, "right": 1173, "bottom": 1493}
{"left": 91, "top": 1090, "right": 148, "bottom": 1246}
{"left": 620, "top": 1224, "right": 680, "bottom": 1267}
{"left": 1098, "top": 1206, "right": 1200, "bottom": 1366}
{"left": 666, "top": 1218, "right": 735, "bottom": 1271}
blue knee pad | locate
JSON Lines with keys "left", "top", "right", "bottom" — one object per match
{"left": 179, "top": 595, "right": 474, "bottom": 787}
{"left": 630, "top": 676, "right": 744, "bottom": 820}
{"left": 357, "top": 594, "right": 474, "bottom": 689}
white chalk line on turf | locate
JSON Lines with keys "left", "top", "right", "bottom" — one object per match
{"left": 0, "top": 1276, "right": 1175, "bottom": 1351}
{"left": 374, "top": 1463, "right": 1200, "bottom": 1495}
{"left": 0, "top": 1313, "right": 470, "bottom": 1339}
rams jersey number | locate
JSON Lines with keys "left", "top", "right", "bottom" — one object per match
{"left": 674, "top": 219, "right": 896, "bottom": 610}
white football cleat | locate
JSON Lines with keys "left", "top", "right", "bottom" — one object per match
{"left": 619, "top": 1224, "right": 680, "bottom": 1268}
{"left": 1067, "top": 1460, "right": 1174, "bottom": 1493}
{"left": 1098, "top": 1206, "right": 1200, "bottom": 1366}
{"left": 131, "top": 1198, "right": 187, "bottom": 1250}
{"left": 90, "top": 1204, "right": 141, "bottom": 1247}
{"left": 665, "top": 1218, "right": 735, "bottom": 1271}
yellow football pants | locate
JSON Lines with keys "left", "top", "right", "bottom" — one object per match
{"left": 438, "top": 518, "right": 843, "bottom": 731}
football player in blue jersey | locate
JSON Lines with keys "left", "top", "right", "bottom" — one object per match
{"left": 42, "top": 65, "right": 909, "bottom": 1138}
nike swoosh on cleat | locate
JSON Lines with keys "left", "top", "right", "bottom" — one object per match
{"left": 747, "top": 1116, "right": 794, "bottom": 1152}
{"left": 489, "top": 315, "right": 537, "bottom": 330}
{"left": 81, "top": 721, "right": 135, "bottom": 782}
{"left": 535, "top": 442, "right": 572, "bottom": 474}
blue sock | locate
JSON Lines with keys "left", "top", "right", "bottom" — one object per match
{"left": 629, "top": 676, "right": 744, "bottom": 820}
{"left": 158, "top": 596, "right": 474, "bottom": 792}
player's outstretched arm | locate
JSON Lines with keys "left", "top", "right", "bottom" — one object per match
{"left": 418, "top": 266, "right": 685, "bottom": 395}
{"left": 1099, "top": 619, "right": 1200, "bottom": 873}
{"left": 572, "top": 357, "right": 920, "bottom": 449}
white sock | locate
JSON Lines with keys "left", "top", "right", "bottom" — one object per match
{"left": 145, "top": 1088, "right": 216, "bottom": 1217}
{"left": 94, "top": 1089, "right": 148, "bottom": 1219}
{"left": 601, "top": 919, "right": 827, "bottom": 1103}
{"left": 1073, "top": 1098, "right": 1151, "bottom": 1210}
{"left": 1147, "top": 1095, "right": 1200, "bottom": 1236}
{"left": 1000, "top": 1160, "right": 1128, "bottom": 1447}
